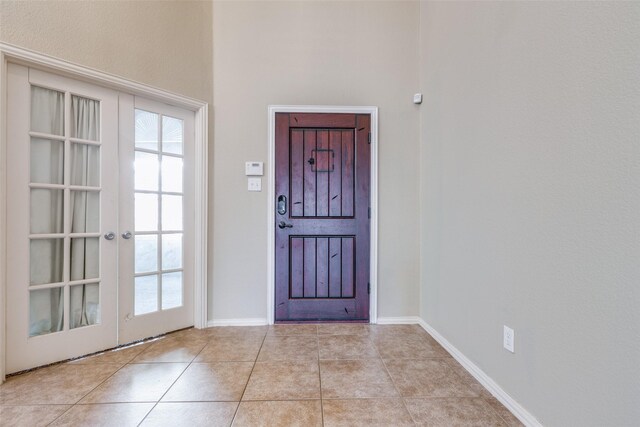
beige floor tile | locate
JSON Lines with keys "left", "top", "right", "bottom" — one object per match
{"left": 368, "top": 324, "right": 431, "bottom": 339}
{"left": 257, "top": 336, "right": 319, "bottom": 361}
{"left": 373, "top": 334, "right": 449, "bottom": 359}
{"left": 484, "top": 396, "right": 525, "bottom": 427}
{"left": 68, "top": 342, "right": 152, "bottom": 365}
{"left": 0, "top": 364, "right": 121, "bottom": 405}
{"left": 385, "top": 358, "right": 479, "bottom": 398}
{"left": 445, "top": 358, "right": 493, "bottom": 398}
{"left": 132, "top": 337, "right": 207, "bottom": 363}
{"left": 168, "top": 328, "right": 213, "bottom": 342}
{"left": 243, "top": 361, "right": 320, "bottom": 400}
{"left": 233, "top": 400, "right": 322, "bottom": 427}
{"left": 319, "top": 335, "right": 379, "bottom": 360}
{"left": 0, "top": 404, "right": 71, "bottom": 427}
{"left": 320, "top": 359, "right": 399, "bottom": 399}
{"left": 267, "top": 324, "right": 318, "bottom": 336}
{"left": 405, "top": 397, "right": 508, "bottom": 426}
{"left": 80, "top": 363, "right": 188, "bottom": 403}
{"left": 317, "top": 324, "right": 369, "bottom": 336}
{"left": 162, "top": 362, "right": 253, "bottom": 402}
{"left": 205, "top": 326, "right": 268, "bottom": 338}
{"left": 141, "top": 402, "right": 238, "bottom": 427}
{"left": 49, "top": 403, "right": 154, "bottom": 427}
{"left": 322, "top": 398, "right": 414, "bottom": 427}
{"left": 195, "top": 336, "right": 264, "bottom": 362}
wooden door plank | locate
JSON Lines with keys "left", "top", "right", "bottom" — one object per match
{"left": 329, "top": 130, "right": 342, "bottom": 217}
{"left": 341, "top": 237, "right": 354, "bottom": 298}
{"left": 303, "top": 130, "right": 316, "bottom": 217}
{"left": 303, "top": 237, "right": 316, "bottom": 298}
{"left": 289, "top": 113, "right": 356, "bottom": 128}
{"left": 316, "top": 237, "right": 329, "bottom": 297}
{"left": 316, "top": 130, "right": 329, "bottom": 217}
{"left": 341, "top": 130, "right": 354, "bottom": 217}
{"left": 328, "top": 237, "right": 342, "bottom": 298}
{"left": 290, "top": 237, "right": 304, "bottom": 298}
{"left": 290, "top": 130, "right": 304, "bottom": 217}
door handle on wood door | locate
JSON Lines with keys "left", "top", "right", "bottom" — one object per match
{"left": 278, "top": 221, "right": 293, "bottom": 229}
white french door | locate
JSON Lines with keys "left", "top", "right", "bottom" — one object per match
{"left": 118, "top": 95, "right": 195, "bottom": 343}
{"left": 6, "top": 64, "right": 118, "bottom": 373}
{"left": 5, "top": 64, "right": 195, "bottom": 374}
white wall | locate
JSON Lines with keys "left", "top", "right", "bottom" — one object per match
{"left": 419, "top": 2, "right": 640, "bottom": 425}
{"left": 211, "top": 1, "right": 420, "bottom": 321}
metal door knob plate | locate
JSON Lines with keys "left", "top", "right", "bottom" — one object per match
{"left": 104, "top": 231, "right": 116, "bottom": 240}
{"left": 122, "top": 231, "right": 133, "bottom": 239}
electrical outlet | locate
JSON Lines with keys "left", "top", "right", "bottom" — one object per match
{"left": 503, "top": 325, "right": 515, "bottom": 353}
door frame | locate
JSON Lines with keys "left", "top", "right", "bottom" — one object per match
{"left": 0, "top": 43, "right": 209, "bottom": 382}
{"left": 267, "top": 105, "right": 379, "bottom": 325}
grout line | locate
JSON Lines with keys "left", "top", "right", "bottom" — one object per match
{"left": 44, "top": 360, "right": 134, "bottom": 426}
{"left": 135, "top": 334, "right": 210, "bottom": 426}
{"left": 228, "top": 331, "right": 268, "bottom": 426}
{"left": 317, "top": 332, "right": 325, "bottom": 427}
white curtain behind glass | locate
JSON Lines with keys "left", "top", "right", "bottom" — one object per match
{"left": 29, "top": 86, "right": 64, "bottom": 336}
{"left": 70, "top": 95, "right": 101, "bottom": 329}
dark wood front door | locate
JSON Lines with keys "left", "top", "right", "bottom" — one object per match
{"left": 275, "top": 112, "right": 371, "bottom": 322}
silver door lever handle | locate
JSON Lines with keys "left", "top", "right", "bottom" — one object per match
{"left": 278, "top": 221, "right": 293, "bottom": 229}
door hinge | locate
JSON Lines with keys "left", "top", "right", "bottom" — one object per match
{"left": 368, "top": 282, "right": 371, "bottom": 294}
{"left": 368, "top": 207, "right": 371, "bottom": 219}
{"left": 368, "top": 133, "right": 371, "bottom": 144}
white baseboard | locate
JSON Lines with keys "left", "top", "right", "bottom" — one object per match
{"left": 417, "top": 318, "right": 542, "bottom": 427}
{"left": 206, "top": 318, "right": 269, "bottom": 327}
{"left": 376, "top": 316, "right": 422, "bottom": 325}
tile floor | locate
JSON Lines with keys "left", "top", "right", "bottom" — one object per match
{"left": 0, "top": 324, "right": 524, "bottom": 426}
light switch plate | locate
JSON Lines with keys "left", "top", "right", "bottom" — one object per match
{"left": 248, "top": 177, "right": 262, "bottom": 192}
{"left": 245, "top": 161, "right": 264, "bottom": 176}
{"left": 503, "top": 325, "right": 515, "bottom": 353}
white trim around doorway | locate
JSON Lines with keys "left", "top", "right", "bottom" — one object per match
{"left": 266, "top": 105, "right": 379, "bottom": 325}
{"left": 0, "top": 43, "right": 209, "bottom": 382}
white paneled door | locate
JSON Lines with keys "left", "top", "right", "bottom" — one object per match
{"left": 5, "top": 64, "right": 194, "bottom": 374}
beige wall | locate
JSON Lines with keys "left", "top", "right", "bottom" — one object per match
{"left": 0, "top": 0, "right": 213, "bottom": 102}
{"left": 419, "top": 2, "right": 640, "bottom": 425}
{"left": 211, "top": 1, "right": 421, "bottom": 320}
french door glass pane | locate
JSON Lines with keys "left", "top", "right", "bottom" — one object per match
{"left": 135, "top": 193, "right": 158, "bottom": 231}
{"left": 30, "top": 287, "right": 64, "bottom": 336}
{"left": 70, "top": 283, "right": 100, "bottom": 329}
{"left": 162, "top": 272, "right": 182, "bottom": 309}
{"left": 71, "top": 95, "right": 100, "bottom": 141}
{"left": 161, "top": 195, "right": 183, "bottom": 231}
{"left": 161, "top": 156, "right": 182, "bottom": 193}
{"left": 31, "top": 86, "right": 64, "bottom": 135}
{"left": 30, "top": 138, "right": 64, "bottom": 184}
{"left": 70, "top": 143, "right": 100, "bottom": 187}
{"left": 135, "top": 234, "right": 158, "bottom": 273}
{"left": 30, "top": 189, "right": 63, "bottom": 234}
{"left": 135, "top": 275, "right": 158, "bottom": 315}
{"left": 162, "top": 116, "right": 183, "bottom": 154}
{"left": 135, "top": 151, "right": 159, "bottom": 191}
{"left": 162, "top": 234, "right": 182, "bottom": 270}
{"left": 135, "top": 110, "right": 159, "bottom": 151}
{"left": 70, "top": 237, "right": 99, "bottom": 281}
{"left": 70, "top": 191, "right": 100, "bottom": 233}
{"left": 30, "top": 239, "right": 63, "bottom": 286}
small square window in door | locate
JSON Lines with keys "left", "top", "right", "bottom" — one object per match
{"left": 310, "top": 149, "right": 335, "bottom": 173}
